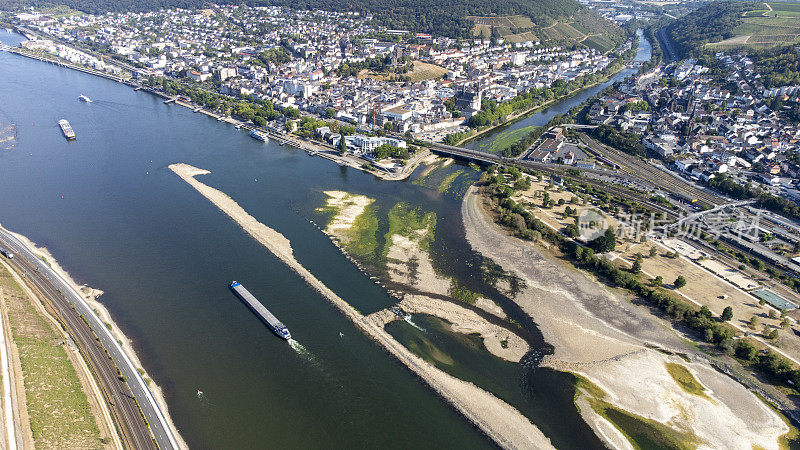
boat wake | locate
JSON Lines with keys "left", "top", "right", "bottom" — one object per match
{"left": 404, "top": 315, "right": 425, "bottom": 332}
{"left": 288, "top": 339, "right": 323, "bottom": 369}
{"left": 195, "top": 389, "right": 216, "bottom": 409}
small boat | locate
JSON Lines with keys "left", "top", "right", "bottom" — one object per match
{"left": 78, "top": 94, "right": 92, "bottom": 103}
{"left": 58, "top": 119, "right": 76, "bottom": 140}
{"left": 249, "top": 130, "right": 269, "bottom": 142}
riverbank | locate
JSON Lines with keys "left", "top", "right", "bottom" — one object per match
{"left": 2, "top": 228, "right": 189, "bottom": 450}
{"left": 454, "top": 62, "right": 629, "bottom": 148}
{"left": 461, "top": 186, "right": 790, "bottom": 449}
{"left": 169, "top": 163, "right": 554, "bottom": 449}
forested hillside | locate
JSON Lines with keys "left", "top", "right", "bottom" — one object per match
{"left": 0, "top": 0, "right": 601, "bottom": 39}
{"left": 665, "top": 1, "right": 762, "bottom": 57}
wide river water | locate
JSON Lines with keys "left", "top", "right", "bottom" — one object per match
{"left": 0, "top": 29, "right": 648, "bottom": 448}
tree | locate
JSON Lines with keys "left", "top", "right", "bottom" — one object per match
{"left": 338, "top": 137, "right": 348, "bottom": 154}
{"left": 513, "top": 177, "right": 531, "bottom": 191}
{"left": 759, "top": 298, "right": 767, "bottom": 307}
{"left": 721, "top": 306, "right": 733, "bottom": 322}
{"left": 768, "top": 309, "right": 778, "bottom": 320}
{"left": 700, "top": 305, "right": 712, "bottom": 318}
{"left": 769, "top": 329, "right": 780, "bottom": 340}
{"left": 651, "top": 276, "right": 663, "bottom": 287}
{"left": 674, "top": 276, "right": 686, "bottom": 289}
{"left": 749, "top": 315, "right": 759, "bottom": 330}
{"left": 704, "top": 328, "right": 714, "bottom": 342}
{"left": 632, "top": 255, "right": 642, "bottom": 274}
{"left": 649, "top": 246, "right": 657, "bottom": 258}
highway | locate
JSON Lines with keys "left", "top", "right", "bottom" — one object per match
{"left": 0, "top": 228, "right": 179, "bottom": 450}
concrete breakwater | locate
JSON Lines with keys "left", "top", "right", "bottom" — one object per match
{"left": 168, "top": 163, "right": 553, "bottom": 449}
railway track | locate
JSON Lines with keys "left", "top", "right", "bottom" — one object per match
{"left": 578, "top": 132, "right": 725, "bottom": 208}
{"left": 0, "top": 241, "right": 157, "bottom": 449}
{"left": 426, "top": 141, "right": 678, "bottom": 219}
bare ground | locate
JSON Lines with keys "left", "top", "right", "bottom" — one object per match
{"left": 462, "top": 187, "right": 789, "bottom": 449}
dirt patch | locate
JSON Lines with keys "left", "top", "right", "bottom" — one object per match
{"left": 386, "top": 233, "right": 451, "bottom": 296}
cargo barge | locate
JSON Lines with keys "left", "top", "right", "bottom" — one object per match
{"left": 230, "top": 281, "right": 291, "bottom": 339}
{"left": 58, "top": 119, "right": 75, "bottom": 140}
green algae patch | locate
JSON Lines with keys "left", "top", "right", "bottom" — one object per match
{"left": 316, "top": 191, "right": 380, "bottom": 259}
{"left": 404, "top": 328, "right": 455, "bottom": 366}
{"left": 438, "top": 169, "right": 466, "bottom": 193}
{"left": 385, "top": 202, "right": 436, "bottom": 254}
{"left": 573, "top": 373, "right": 607, "bottom": 400}
{"left": 344, "top": 202, "right": 381, "bottom": 258}
{"left": 449, "top": 279, "right": 480, "bottom": 305}
{"left": 597, "top": 402, "right": 699, "bottom": 450}
{"left": 665, "top": 362, "right": 710, "bottom": 400}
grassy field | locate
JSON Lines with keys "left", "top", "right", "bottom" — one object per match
{"left": 0, "top": 267, "right": 102, "bottom": 449}
{"left": 406, "top": 61, "right": 447, "bottom": 82}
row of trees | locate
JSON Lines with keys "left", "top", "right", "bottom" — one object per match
{"left": 707, "top": 174, "right": 800, "bottom": 222}
{"left": 480, "top": 164, "right": 799, "bottom": 390}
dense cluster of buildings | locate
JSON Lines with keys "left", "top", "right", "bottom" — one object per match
{"left": 590, "top": 53, "right": 800, "bottom": 199}
{"left": 12, "top": 5, "right": 622, "bottom": 137}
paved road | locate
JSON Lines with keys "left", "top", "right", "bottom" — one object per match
{"left": 0, "top": 228, "right": 179, "bottom": 450}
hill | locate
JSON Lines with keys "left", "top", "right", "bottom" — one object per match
{"left": 468, "top": 8, "right": 624, "bottom": 52}
{"left": 666, "top": 1, "right": 800, "bottom": 56}
{"left": 0, "top": 0, "right": 622, "bottom": 42}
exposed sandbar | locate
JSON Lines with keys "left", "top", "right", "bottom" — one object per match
{"left": 169, "top": 163, "right": 553, "bottom": 449}
{"left": 461, "top": 186, "right": 789, "bottom": 449}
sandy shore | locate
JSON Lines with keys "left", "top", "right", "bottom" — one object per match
{"left": 318, "top": 191, "right": 374, "bottom": 237}
{"left": 386, "top": 233, "right": 452, "bottom": 296}
{"left": 462, "top": 187, "right": 789, "bottom": 449}
{"left": 4, "top": 229, "right": 189, "bottom": 450}
{"left": 170, "top": 163, "right": 553, "bottom": 449}
{"left": 368, "top": 294, "right": 529, "bottom": 362}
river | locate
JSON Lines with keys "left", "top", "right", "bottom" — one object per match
{"left": 466, "top": 29, "right": 652, "bottom": 152}
{"left": 0, "top": 29, "right": 648, "bottom": 448}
